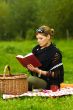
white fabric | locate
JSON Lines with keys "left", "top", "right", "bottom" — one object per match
{"left": 3, "top": 87, "right": 73, "bottom": 99}
{"left": 50, "top": 63, "right": 63, "bottom": 71}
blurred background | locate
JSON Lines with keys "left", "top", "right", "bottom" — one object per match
{"left": 0, "top": 0, "right": 73, "bottom": 41}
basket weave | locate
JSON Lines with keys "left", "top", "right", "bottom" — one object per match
{"left": 0, "top": 74, "right": 28, "bottom": 95}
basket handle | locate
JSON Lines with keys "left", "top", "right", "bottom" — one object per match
{"left": 3, "top": 65, "right": 11, "bottom": 77}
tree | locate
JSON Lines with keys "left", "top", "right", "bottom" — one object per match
{"left": 0, "top": 1, "right": 16, "bottom": 40}
{"left": 54, "top": 0, "right": 73, "bottom": 38}
{"left": 10, "top": 0, "right": 37, "bottom": 39}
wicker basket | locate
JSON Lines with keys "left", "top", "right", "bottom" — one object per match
{"left": 0, "top": 74, "right": 28, "bottom": 95}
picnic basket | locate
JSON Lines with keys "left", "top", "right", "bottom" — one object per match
{"left": 0, "top": 65, "right": 28, "bottom": 95}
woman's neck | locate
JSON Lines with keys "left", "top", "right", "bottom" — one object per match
{"left": 41, "top": 42, "right": 51, "bottom": 49}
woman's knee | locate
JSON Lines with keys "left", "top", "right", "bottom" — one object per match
{"left": 27, "top": 76, "right": 47, "bottom": 89}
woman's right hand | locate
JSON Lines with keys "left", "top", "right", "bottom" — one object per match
{"left": 27, "top": 64, "right": 39, "bottom": 73}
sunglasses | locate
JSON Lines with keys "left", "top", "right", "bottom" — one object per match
{"left": 36, "top": 28, "right": 49, "bottom": 36}
{"left": 36, "top": 28, "right": 44, "bottom": 33}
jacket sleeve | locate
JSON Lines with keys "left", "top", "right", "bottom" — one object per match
{"left": 46, "top": 52, "right": 63, "bottom": 79}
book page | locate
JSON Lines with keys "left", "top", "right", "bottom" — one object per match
{"left": 24, "top": 53, "right": 33, "bottom": 58}
{"left": 16, "top": 55, "right": 24, "bottom": 58}
{"left": 16, "top": 53, "right": 33, "bottom": 58}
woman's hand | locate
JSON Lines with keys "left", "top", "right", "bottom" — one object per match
{"left": 27, "top": 64, "right": 39, "bottom": 73}
{"left": 27, "top": 64, "right": 47, "bottom": 76}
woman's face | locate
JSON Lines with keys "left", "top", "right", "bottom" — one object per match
{"left": 36, "top": 33, "right": 50, "bottom": 47}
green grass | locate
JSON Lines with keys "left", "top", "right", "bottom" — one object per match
{"left": 0, "top": 40, "right": 73, "bottom": 110}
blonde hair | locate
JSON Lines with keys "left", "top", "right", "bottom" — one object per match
{"left": 36, "top": 25, "right": 54, "bottom": 37}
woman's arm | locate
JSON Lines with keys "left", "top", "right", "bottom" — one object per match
{"left": 27, "top": 64, "right": 54, "bottom": 77}
{"left": 27, "top": 51, "right": 64, "bottom": 79}
{"left": 27, "top": 64, "right": 47, "bottom": 75}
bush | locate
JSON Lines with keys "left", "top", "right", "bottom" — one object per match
{"left": 25, "top": 29, "right": 35, "bottom": 40}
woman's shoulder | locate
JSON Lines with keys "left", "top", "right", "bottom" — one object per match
{"left": 51, "top": 43, "right": 62, "bottom": 55}
{"left": 32, "top": 45, "right": 40, "bottom": 53}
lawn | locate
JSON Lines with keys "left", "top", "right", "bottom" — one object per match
{"left": 0, "top": 40, "right": 73, "bottom": 110}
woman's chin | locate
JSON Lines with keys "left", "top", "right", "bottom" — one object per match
{"left": 39, "top": 44, "right": 43, "bottom": 47}
{"left": 40, "top": 45, "right": 43, "bottom": 47}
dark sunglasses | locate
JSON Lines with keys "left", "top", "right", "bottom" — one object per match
{"left": 36, "top": 28, "right": 49, "bottom": 36}
{"left": 36, "top": 28, "right": 44, "bottom": 33}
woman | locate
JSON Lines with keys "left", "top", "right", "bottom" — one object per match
{"left": 27, "top": 25, "right": 64, "bottom": 91}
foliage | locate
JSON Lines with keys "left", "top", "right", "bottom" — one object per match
{"left": 0, "top": 0, "right": 73, "bottom": 40}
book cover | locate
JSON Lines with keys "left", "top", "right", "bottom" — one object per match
{"left": 16, "top": 53, "right": 42, "bottom": 68}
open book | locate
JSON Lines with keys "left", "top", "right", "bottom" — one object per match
{"left": 16, "top": 53, "right": 42, "bottom": 68}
